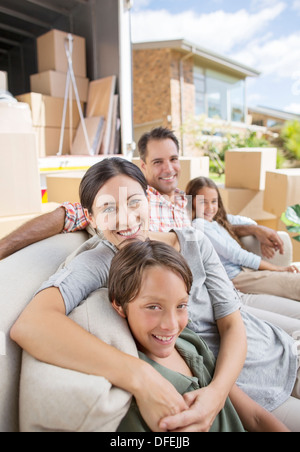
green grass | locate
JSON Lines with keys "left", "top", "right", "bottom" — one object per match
{"left": 209, "top": 172, "right": 225, "bottom": 186}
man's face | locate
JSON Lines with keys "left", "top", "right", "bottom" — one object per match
{"left": 141, "top": 138, "right": 181, "bottom": 197}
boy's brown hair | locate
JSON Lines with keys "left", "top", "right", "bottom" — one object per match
{"left": 108, "top": 239, "right": 193, "bottom": 312}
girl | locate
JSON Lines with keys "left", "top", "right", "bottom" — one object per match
{"left": 109, "top": 239, "right": 289, "bottom": 432}
{"left": 10, "top": 158, "right": 300, "bottom": 431}
{"left": 186, "top": 177, "right": 300, "bottom": 305}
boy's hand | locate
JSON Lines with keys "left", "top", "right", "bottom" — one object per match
{"left": 159, "top": 386, "right": 224, "bottom": 432}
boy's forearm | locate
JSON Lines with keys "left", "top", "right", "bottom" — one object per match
{"left": 0, "top": 207, "right": 66, "bottom": 260}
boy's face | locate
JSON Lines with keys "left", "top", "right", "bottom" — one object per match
{"left": 113, "top": 266, "right": 189, "bottom": 362}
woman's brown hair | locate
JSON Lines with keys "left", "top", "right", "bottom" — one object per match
{"left": 108, "top": 239, "right": 193, "bottom": 312}
{"left": 186, "top": 177, "right": 243, "bottom": 246}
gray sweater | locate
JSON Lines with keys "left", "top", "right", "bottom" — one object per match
{"left": 37, "top": 227, "right": 297, "bottom": 411}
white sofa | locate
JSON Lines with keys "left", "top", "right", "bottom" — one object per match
{"left": 0, "top": 230, "right": 293, "bottom": 432}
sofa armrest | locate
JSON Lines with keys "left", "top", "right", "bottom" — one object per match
{"left": 0, "top": 231, "right": 89, "bottom": 432}
{"left": 240, "top": 231, "right": 293, "bottom": 267}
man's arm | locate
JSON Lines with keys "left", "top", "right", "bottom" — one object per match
{"left": 0, "top": 207, "right": 66, "bottom": 260}
{"left": 232, "top": 223, "right": 284, "bottom": 258}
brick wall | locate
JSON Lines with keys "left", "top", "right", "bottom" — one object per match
{"left": 133, "top": 49, "right": 172, "bottom": 126}
{"left": 133, "top": 48, "right": 196, "bottom": 154}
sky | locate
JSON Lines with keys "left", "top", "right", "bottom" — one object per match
{"left": 130, "top": 0, "right": 300, "bottom": 115}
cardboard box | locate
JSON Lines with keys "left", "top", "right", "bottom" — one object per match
{"left": 225, "top": 147, "right": 277, "bottom": 190}
{"left": 0, "top": 102, "right": 33, "bottom": 133}
{"left": 34, "top": 126, "right": 76, "bottom": 157}
{"left": 46, "top": 171, "right": 86, "bottom": 203}
{"left": 0, "top": 71, "right": 8, "bottom": 90}
{"left": 178, "top": 157, "right": 210, "bottom": 191}
{"left": 219, "top": 187, "right": 277, "bottom": 223}
{"left": 0, "top": 133, "right": 41, "bottom": 217}
{"left": 0, "top": 203, "right": 60, "bottom": 239}
{"left": 16, "top": 92, "right": 83, "bottom": 129}
{"left": 30, "top": 70, "right": 89, "bottom": 102}
{"left": 219, "top": 187, "right": 260, "bottom": 216}
{"left": 131, "top": 156, "right": 210, "bottom": 192}
{"left": 264, "top": 169, "right": 300, "bottom": 217}
{"left": 37, "top": 29, "right": 86, "bottom": 78}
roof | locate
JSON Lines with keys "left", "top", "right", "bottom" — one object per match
{"left": 249, "top": 105, "right": 300, "bottom": 121}
{"left": 132, "top": 39, "right": 260, "bottom": 78}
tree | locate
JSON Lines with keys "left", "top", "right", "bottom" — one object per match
{"left": 280, "top": 120, "right": 300, "bottom": 161}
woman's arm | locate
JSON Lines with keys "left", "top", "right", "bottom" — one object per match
{"left": 10, "top": 288, "right": 188, "bottom": 431}
{"left": 229, "top": 384, "right": 290, "bottom": 432}
{"left": 159, "top": 310, "right": 247, "bottom": 432}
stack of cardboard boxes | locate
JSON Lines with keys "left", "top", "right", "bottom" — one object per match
{"left": 17, "top": 29, "right": 119, "bottom": 158}
{"left": 222, "top": 147, "right": 278, "bottom": 228}
{"left": 17, "top": 29, "right": 88, "bottom": 157}
{"left": 264, "top": 169, "right": 300, "bottom": 261}
{"left": 222, "top": 148, "right": 300, "bottom": 261}
{"left": 0, "top": 73, "right": 59, "bottom": 238}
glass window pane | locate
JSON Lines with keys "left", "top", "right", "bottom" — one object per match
{"left": 206, "top": 76, "right": 227, "bottom": 120}
{"left": 206, "top": 69, "right": 245, "bottom": 122}
{"left": 194, "top": 66, "right": 205, "bottom": 115}
{"left": 230, "top": 80, "right": 245, "bottom": 122}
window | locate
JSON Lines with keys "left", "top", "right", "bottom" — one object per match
{"left": 194, "top": 66, "right": 245, "bottom": 123}
{"left": 194, "top": 66, "right": 205, "bottom": 115}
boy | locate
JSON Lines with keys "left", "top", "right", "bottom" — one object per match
{"left": 108, "top": 239, "right": 289, "bottom": 432}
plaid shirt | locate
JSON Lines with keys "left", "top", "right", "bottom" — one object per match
{"left": 62, "top": 186, "right": 191, "bottom": 233}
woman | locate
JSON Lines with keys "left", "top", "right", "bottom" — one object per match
{"left": 186, "top": 177, "right": 300, "bottom": 304}
{"left": 10, "top": 158, "right": 300, "bottom": 431}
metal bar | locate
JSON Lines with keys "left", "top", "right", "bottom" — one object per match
{"left": 25, "top": 0, "right": 89, "bottom": 15}
{"left": 0, "top": 6, "right": 51, "bottom": 29}
{"left": 0, "top": 23, "right": 35, "bottom": 38}
{"left": 25, "top": 0, "right": 71, "bottom": 16}
{"left": 57, "top": 70, "right": 71, "bottom": 156}
{"left": 0, "top": 37, "right": 21, "bottom": 47}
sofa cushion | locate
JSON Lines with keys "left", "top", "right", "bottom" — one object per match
{"left": 0, "top": 231, "right": 89, "bottom": 432}
{"left": 19, "top": 288, "right": 138, "bottom": 432}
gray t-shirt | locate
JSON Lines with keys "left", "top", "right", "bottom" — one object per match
{"left": 37, "top": 227, "right": 297, "bottom": 411}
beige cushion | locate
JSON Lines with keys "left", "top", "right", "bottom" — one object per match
{"left": 240, "top": 231, "right": 293, "bottom": 267}
{"left": 0, "top": 231, "right": 89, "bottom": 432}
{"left": 19, "top": 288, "right": 138, "bottom": 432}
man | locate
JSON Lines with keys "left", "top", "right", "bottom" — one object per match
{"left": 0, "top": 126, "right": 283, "bottom": 260}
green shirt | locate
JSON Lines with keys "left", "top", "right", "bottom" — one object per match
{"left": 117, "top": 328, "right": 245, "bottom": 432}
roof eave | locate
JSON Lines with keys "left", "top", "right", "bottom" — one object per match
{"left": 132, "top": 39, "right": 260, "bottom": 78}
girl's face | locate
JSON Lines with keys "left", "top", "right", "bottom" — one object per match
{"left": 86, "top": 174, "right": 149, "bottom": 248}
{"left": 194, "top": 186, "right": 219, "bottom": 222}
{"left": 113, "top": 266, "right": 189, "bottom": 362}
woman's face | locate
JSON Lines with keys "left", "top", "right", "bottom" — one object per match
{"left": 194, "top": 186, "right": 219, "bottom": 222}
{"left": 87, "top": 174, "right": 149, "bottom": 248}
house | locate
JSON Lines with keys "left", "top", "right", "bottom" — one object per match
{"left": 132, "top": 39, "right": 260, "bottom": 155}
{"left": 249, "top": 105, "right": 300, "bottom": 132}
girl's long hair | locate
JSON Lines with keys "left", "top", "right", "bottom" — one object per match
{"left": 186, "top": 177, "right": 243, "bottom": 246}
